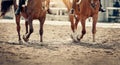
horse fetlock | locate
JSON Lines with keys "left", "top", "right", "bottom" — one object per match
{"left": 30, "top": 29, "right": 33, "bottom": 33}
{"left": 40, "top": 39, "right": 43, "bottom": 42}
{"left": 40, "top": 34, "right": 43, "bottom": 42}
{"left": 39, "top": 30, "right": 43, "bottom": 36}
{"left": 82, "top": 31, "right": 86, "bottom": 35}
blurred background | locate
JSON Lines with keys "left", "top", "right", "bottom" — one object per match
{"left": 0, "top": 0, "right": 120, "bottom": 22}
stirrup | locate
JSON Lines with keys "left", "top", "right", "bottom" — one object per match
{"left": 15, "top": 8, "right": 21, "bottom": 15}
{"left": 100, "top": 8, "right": 106, "bottom": 12}
{"left": 70, "top": 9, "right": 74, "bottom": 14}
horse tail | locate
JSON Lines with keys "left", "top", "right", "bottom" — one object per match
{"left": 0, "top": 0, "right": 14, "bottom": 16}
{"left": 62, "top": 0, "right": 72, "bottom": 11}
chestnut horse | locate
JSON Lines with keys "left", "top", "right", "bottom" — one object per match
{"left": 0, "top": 0, "right": 50, "bottom": 43}
{"left": 63, "top": 0, "right": 100, "bottom": 42}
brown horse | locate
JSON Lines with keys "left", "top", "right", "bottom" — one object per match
{"left": 63, "top": 0, "right": 100, "bottom": 42}
{"left": 0, "top": 0, "right": 50, "bottom": 43}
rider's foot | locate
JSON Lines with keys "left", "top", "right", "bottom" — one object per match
{"left": 47, "top": 8, "right": 52, "bottom": 14}
{"left": 70, "top": 8, "right": 74, "bottom": 14}
{"left": 99, "top": 8, "right": 106, "bottom": 12}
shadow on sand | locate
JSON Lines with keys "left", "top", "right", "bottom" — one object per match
{"left": 0, "top": 40, "right": 116, "bottom": 51}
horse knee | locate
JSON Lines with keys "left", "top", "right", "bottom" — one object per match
{"left": 39, "top": 29, "right": 43, "bottom": 36}
{"left": 82, "top": 30, "right": 86, "bottom": 35}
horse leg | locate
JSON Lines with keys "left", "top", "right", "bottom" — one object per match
{"left": 74, "top": 18, "right": 79, "bottom": 30}
{"left": 39, "top": 17, "right": 45, "bottom": 42}
{"left": 77, "top": 19, "right": 86, "bottom": 41}
{"left": 23, "top": 18, "right": 33, "bottom": 42}
{"left": 15, "top": 15, "right": 22, "bottom": 43}
{"left": 25, "top": 20, "right": 28, "bottom": 34}
{"left": 69, "top": 14, "right": 75, "bottom": 32}
{"left": 21, "top": 12, "right": 28, "bottom": 34}
{"left": 92, "top": 15, "right": 98, "bottom": 42}
{"left": 71, "top": 17, "right": 79, "bottom": 42}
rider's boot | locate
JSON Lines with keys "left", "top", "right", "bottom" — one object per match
{"left": 15, "top": 0, "right": 26, "bottom": 15}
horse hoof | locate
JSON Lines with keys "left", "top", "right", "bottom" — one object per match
{"left": 70, "top": 34, "right": 79, "bottom": 43}
{"left": 40, "top": 40, "right": 43, "bottom": 42}
{"left": 73, "top": 40, "right": 79, "bottom": 43}
{"left": 23, "top": 35, "right": 29, "bottom": 42}
{"left": 19, "top": 40, "right": 23, "bottom": 44}
{"left": 40, "top": 41, "right": 43, "bottom": 42}
{"left": 70, "top": 34, "right": 73, "bottom": 39}
{"left": 93, "top": 40, "right": 95, "bottom": 42}
{"left": 77, "top": 36, "right": 80, "bottom": 41}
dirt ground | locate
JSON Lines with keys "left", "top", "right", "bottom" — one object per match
{"left": 0, "top": 22, "right": 120, "bottom": 65}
